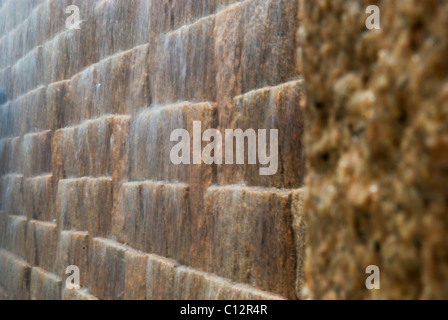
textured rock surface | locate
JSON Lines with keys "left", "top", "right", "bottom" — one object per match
{"left": 302, "top": 0, "right": 448, "bottom": 299}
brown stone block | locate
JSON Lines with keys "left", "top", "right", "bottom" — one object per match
{"left": 128, "top": 102, "right": 216, "bottom": 183}
{"left": 85, "top": 117, "right": 114, "bottom": 175}
{"left": 56, "top": 177, "right": 113, "bottom": 236}
{"left": 85, "top": 177, "right": 113, "bottom": 238}
{"left": 51, "top": 127, "right": 75, "bottom": 180}
{"left": 204, "top": 185, "right": 297, "bottom": 299}
{"left": 146, "top": 254, "right": 178, "bottom": 300}
{"left": 128, "top": 102, "right": 216, "bottom": 267}
{"left": 140, "top": 181, "right": 189, "bottom": 261}
{"left": 0, "top": 250, "right": 31, "bottom": 300}
{"left": 0, "top": 137, "right": 22, "bottom": 175}
{"left": 55, "top": 0, "right": 100, "bottom": 77}
{"left": 124, "top": 250, "right": 148, "bottom": 300}
{"left": 89, "top": 238, "right": 127, "bottom": 300}
{"left": 218, "top": 80, "right": 305, "bottom": 188}
{"left": 17, "top": 87, "right": 47, "bottom": 135}
{"left": 0, "top": 174, "right": 25, "bottom": 216}
{"left": 53, "top": 116, "right": 119, "bottom": 178}
{"left": 67, "top": 66, "right": 96, "bottom": 126}
{"left": 94, "top": 0, "right": 150, "bottom": 59}
{"left": 44, "top": 34, "right": 70, "bottom": 84}
{"left": 125, "top": 45, "right": 151, "bottom": 115}
{"left": 147, "top": 0, "right": 172, "bottom": 39}
{"left": 54, "top": 231, "right": 89, "bottom": 289}
{"left": 89, "top": 45, "right": 150, "bottom": 117}
{"left": 11, "top": 46, "right": 45, "bottom": 99}
{"left": 110, "top": 115, "right": 131, "bottom": 192}
{"left": 21, "top": 130, "right": 52, "bottom": 177}
{"left": 112, "top": 181, "right": 190, "bottom": 264}
{"left": 214, "top": 0, "right": 299, "bottom": 111}
{"left": 30, "top": 267, "right": 62, "bottom": 300}
{"left": 26, "top": 220, "right": 58, "bottom": 271}
{"left": 151, "top": 15, "right": 216, "bottom": 104}
{"left": 56, "top": 178, "right": 87, "bottom": 231}
{"left": 111, "top": 182, "right": 142, "bottom": 247}
{"left": 93, "top": 51, "right": 132, "bottom": 116}
{"left": 45, "top": 81, "right": 70, "bottom": 131}
{"left": 45, "top": 0, "right": 71, "bottom": 39}
{"left": 3, "top": 215, "right": 28, "bottom": 259}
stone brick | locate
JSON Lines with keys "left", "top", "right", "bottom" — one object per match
{"left": 218, "top": 80, "right": 306, "bottom": 188}
{"left": 24, "top": 175, "right": 55, "bottom": 221}
{"left": 204, "top": 185, "right": 297, "bottom": 299}
{"left": 124, "top": 250, "right": 148, "bottom": 300}
{"left": 151, "top": 15, "right": 216, "bottom": 104}
{"left": 30, "top": 267, "right": 62, "bottom": 300}
{"left": 89, "top": 238, "right": 127, "bottom": 300}
{"left": 0, "top": 250, "right": 31, "bottom": 300}
{"left": 54, "top": 231, "right": 89, "bottom": 289}
{"left": 26, "top": 220, "right": 58, "bottom": 271}
{"left": 0, "top": 174, "right": 25, "bottom": 216}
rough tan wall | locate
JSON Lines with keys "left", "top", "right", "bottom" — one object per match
{"left": 302, "top": 0, "right": 448, "bottom": 299}
{"left": 0, "top": 0, "right": 305, "bottom": 300}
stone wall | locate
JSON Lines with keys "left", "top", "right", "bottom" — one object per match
{"left": 0, "top": 0, "right": 305, "bottom": 300}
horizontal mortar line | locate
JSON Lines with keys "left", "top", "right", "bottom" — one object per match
{"left": 123, "top": 180, "right": 189, "bottom": 188}
{"left": 207, "top": 184, "right": 303, "bottom": 195}
{"left": 11, "top": 44, "right": 44, "bottom": 68}
{"left": 31, "top": 267, "right": 62, "bottom": 282}
{"left": 0, "top": 248, "right": 30, "bottom": 264}
{"left": 24, "top": 173, "right": 53, "bottom": 180}
{"left": 233, "top": 78, "right": 304, "bottom": 101}
{"left": 92, "top": 236, "right": 286, "bottom": 300}
{"left": 9, "top": 85, "right": 47, "bottom": 102}
{"left": 58, "top": 176, "right": 113, "bottom": 182}
{"left": 159, "top": 0, "right": 253, "bottom": 39}
{"left": 28, "top": 219, "right": 57, "bottom": 228}
{"left": 163, "top": 12, "right": 216, "bottom": 38}
{"left": 0, "top": 173, "right": 24, "bottom": 178}
{"left": 0, "top": 135, "right": 20, "bottom": 142}
{"left": 5, "top": 214, "right": 27, "bottom": 220}
{"left": 137, "top": 100, "right": 216, "bottom": 114}
{"left": 23, "top": 129, "right": 52, "bottom": 137}
{"left": 56, "top": 114, "right": 131, "bottom": 131}
{"left": 60, "top": 230, "right": 89, "bottom": 236}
